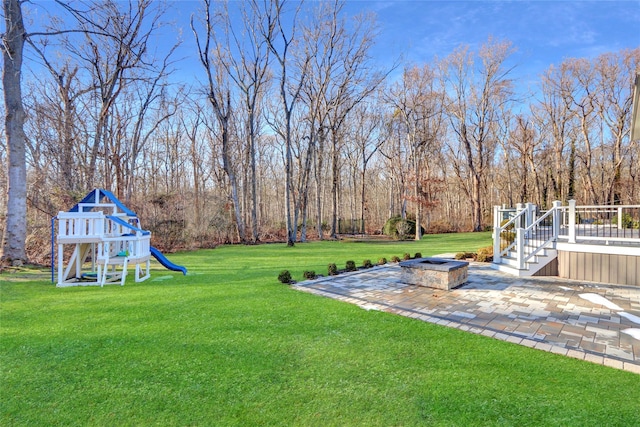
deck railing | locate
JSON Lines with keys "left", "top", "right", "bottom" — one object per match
{"left": 558, "top": 201, "right": 640, "bottom": 243}
{"left": 493, "top": 200, "right": 640, "bottom": 270}
{"left": 493, "top": 201, "right": 561, "bottom": 269}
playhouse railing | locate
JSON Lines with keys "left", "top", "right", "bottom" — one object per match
{"left": 100, "top": 234, "right": 151, "bottom": 261}
{"left": 57, "top": 212, "right": 106, "bottom": 241}
{"left": 57, "top": 211, "right": 144, "bottom": 241}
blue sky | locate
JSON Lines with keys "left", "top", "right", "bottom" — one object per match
{"left": 25, "top": 0, "right": 640, "bottom": 93}
{"left": 169, "top": 0, "right": 639, "bottom": 91}
{"left": 339, "top": 0, "right": 640, "bottom": 85}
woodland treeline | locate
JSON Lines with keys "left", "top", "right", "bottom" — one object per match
{"left": 1, "top": 0, "right": 639, "bottom": 263}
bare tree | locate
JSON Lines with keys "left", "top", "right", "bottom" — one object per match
{"left": 205, "top": 0, "right": 272, "bottom": 243}
{"left": 300, "top": 1, "right": 340, "bottom": 240}
{"left": 535, "top": 62, "right": 577, "bottom": 202}
{"left": 535, "top": 50, "right": 640, "bottom": 205}
{"left": 192, "top": 0, "right": 246, "bottom": 242}
{"left": 1, "top": 0, "right": 27, "bottom": 264}
{"left": 509, "top": 115, "right": 540, "bottom": 203}
{"left": 443, "top": 38, "right": 515, "bottom": 231}
{"left": 379, "top": 111, "right": 410, "bottom": 222}
{"left": 318, "top": 3, "right": 384, "bottom": 238}
{"left": 44, "top": 0, "right": 169, "bottom": 190}
{"left": 181, "top": 101, "right": 211, "bottom": 236}
{"left": 564, "top": 58, "right": 601, "bottom": 203}
{"left": 260, "top": 0, "right": 311, "bottom": 246}
{"left": 385, "top": 64, "right": 443, "bottom": 239}
{"left": 351, "top": 102, "right": 386, "bottom": 235}
{"left": 23, "top": 56, "right": 93, "bottom": 195}
{"left": 239, "top": 1, "right": 272, "bottom": 242}
{"left": 593, "top": 49, "right": 640, "bottom": 204}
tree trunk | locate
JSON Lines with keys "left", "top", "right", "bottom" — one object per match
{"left": 360, "top": 166, "right": 366, "bottom": 235}
{"left": 414, "top": 152, "right": 422, "bottom": 240}
{"left": 222, "top": 128, "right": 245, "bottom": 243}
{"left": 284, "top": 116, "right": 295, "bottom": 246}
{"left": 249, "top": 127, "right": 259, "bottom": 242}
{"left": 315, "top": 128, "right": 325, "bottom": 240}
{"left": 1, "top": 0, "right": 28, "bottom": 265}
{"left": 472, "top": 172, "right": 483, "bottom": 232}
{"left": 330, "top": 130, "right": 339, "bottom": 239}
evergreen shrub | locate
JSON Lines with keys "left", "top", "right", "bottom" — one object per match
{"left": 328, "top": 263, "right": 338, "bottom": 276}
{"left": 278, "top": 270, "right": 292, "bottom": 284}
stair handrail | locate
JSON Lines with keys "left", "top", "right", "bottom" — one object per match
{"left": 520, "top": 201, "right": 562, "bottom": 266}
{"left": 493, "top": 201, "right": 561, "bottom": 269}
{"left": 493, "top": 206, "right": 528, "bottom": 263}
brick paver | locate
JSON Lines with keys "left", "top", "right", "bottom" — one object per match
{"left": 294, "top": 262, "right": 640, "bottom": 374}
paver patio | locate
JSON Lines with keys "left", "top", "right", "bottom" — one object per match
{"left": 294, "top": 261, "right": 640, "bottom": 374}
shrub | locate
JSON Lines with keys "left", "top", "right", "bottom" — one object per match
{"left": 378, "top": 257, "right": 387, "bottom": 265}
{"left": 403, "top": 253, "right": 411, "bottom": 261}
{"left": 382, "top": 216, "right": 425, "bottom": 240}
{"left": 500, "top": 218, "right": 515, "bottom": 230}
{"left": 455, "top": 252, "right": 475, "bottom": 260}
{"left": 613, "top": 213, "right": 637, "bottom": 229}
{"left": 303, "top": 270, "right": 317, "bottom": 280}
{"left": 414, "top": 252, "right": 422, "bottom": 259}
{"left": 362, "top": 259, "right": 373, "bottom": 269}
{"left": 381, "top": 217, "right": 398, "bottom": 236}
{"left": 391, "top": 256, "right": 401, "bottom": 263}
{"left": 395, "top": 220, "right": 411, "bottom": 240}
{"left": 278, "top": 270, "right": 292, "bottom": 284}
{"left": 345, "top": 260, "right": 357, "bottom": 272}
{"left": 500, "top": 231, "right": 516, "bottom": 248}
{"left": 328, "top": 263, "right": 338, "bottom": 276}
{"left": 426, "top": 220, "right": 456, "bottom": 234}
{"left": 476, "top": 246, "right": 494, "bottom": 263}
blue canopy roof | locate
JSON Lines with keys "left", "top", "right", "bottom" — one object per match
{"left": 68, "top": 189, "right": 137, "bottom": 217}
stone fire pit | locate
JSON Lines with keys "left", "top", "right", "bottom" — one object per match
{"left": 399, "top": 257, "right": 469, "bottom": 290}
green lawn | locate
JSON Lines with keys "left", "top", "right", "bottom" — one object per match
{"left": 2, "top": 232, "right": 639, "bottom": 426}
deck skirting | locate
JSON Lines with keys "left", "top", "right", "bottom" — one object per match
{"left": 557, "top": 247, "right": 639, "bottom": 286}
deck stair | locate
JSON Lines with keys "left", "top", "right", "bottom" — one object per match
{"left": 493, "top": 200, "right": 640, "bottom": 284}
{"left": 492, "top": 202, "right": 561, "bottom": 277}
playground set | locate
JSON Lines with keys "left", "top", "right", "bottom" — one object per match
{"left": 52, "top": 189, "right": 186, "bottom": 287}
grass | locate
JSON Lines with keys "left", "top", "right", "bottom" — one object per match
{"left": 1, "top": 232, "right": 639, "bottom": 426}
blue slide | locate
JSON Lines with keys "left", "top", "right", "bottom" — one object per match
{"left": 150, "top": 246, "right": 187, "bottom": 275}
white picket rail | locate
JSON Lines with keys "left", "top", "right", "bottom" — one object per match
{"left": 493, "top": 200, "right": 640, "bottom": 273}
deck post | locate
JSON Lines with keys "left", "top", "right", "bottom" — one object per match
{"left": 617, "top": 207, "right": 623, "bottom": 229}
{"left": 525, "top": 203, "right": 535, "bottom": 226}
{"left": 525, "top": 203, "right": 535, "bottom": 238}
{"left": 516, "top": 228, "right": 524, "bottom": 269}
{"left": 57, "top": 242, "right": 64, "bottom": 285}
{"left": 516, "top": 203, "right": 524, "bottom": 229}
{"left": 493, "top": 206, "right": 501, "bottom": 263}
{"left": 552, "top": 200, "right": 562, "bottom": 243}
{"left": 568, "top": 199, "right": 576, "bottom": 243}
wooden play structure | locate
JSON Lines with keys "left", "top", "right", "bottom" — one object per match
{"left": 53, "top": 189, "right": 186, "bottom": 287}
